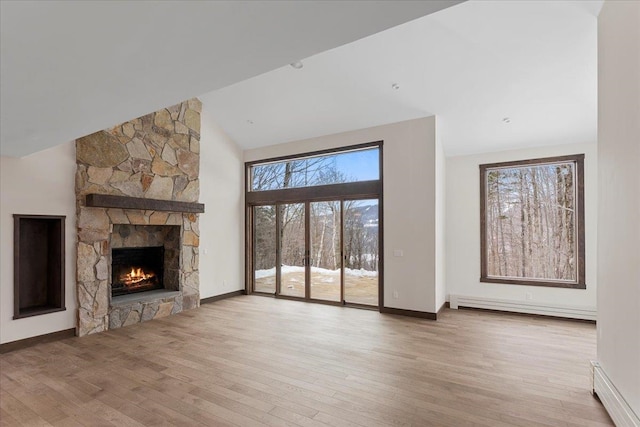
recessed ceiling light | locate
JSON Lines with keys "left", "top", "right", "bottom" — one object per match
{"left": 502, "top": 117, "right": 511, "bottom": 123}
{"left": 290, "top": 61, "right": 303, "bottom": 69}
{"left": 391, "top": 83, "right": 400, "bottom": 90}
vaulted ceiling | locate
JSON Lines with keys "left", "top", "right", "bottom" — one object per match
{"left": 201, "top": 0, "right": 601, "bottom": 156}
{"left": 1, "top": 1, "right": 600, "bottom": 158}
{"left": 0, "top": 1, "right": 461, "bottom": 157}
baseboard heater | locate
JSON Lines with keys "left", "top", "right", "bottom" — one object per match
{"left": 592, "top": 361, "right": 640, "bottom": 427}
{"left": 449, "top": 294, "right": 596, "bottom": 321}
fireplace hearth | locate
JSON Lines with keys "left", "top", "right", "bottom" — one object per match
{"left": 111, "top": 246, "right": 164, "bottom": 297}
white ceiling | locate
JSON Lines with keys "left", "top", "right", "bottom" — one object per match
{"left": 0, "top": 0, "right": 461, "bottom": 157}
{"left": 201, "top": 0, "right": 601, "bottom": 156}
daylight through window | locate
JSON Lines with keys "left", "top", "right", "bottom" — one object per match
{"left": 249, "top": 147, "right": 379, "bottom": 191}
{"left": 246, "top": 141, "right": 383, "bottom": 308}
{"left": 480, "top": 155, "right": 585, "bottom": 288}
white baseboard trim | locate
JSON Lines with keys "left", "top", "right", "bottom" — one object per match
{"left": 449, "top": 294, "right": 596, "bottom": 321}
{"left": 592, "top": 361, "right": 640, "bottom": 427}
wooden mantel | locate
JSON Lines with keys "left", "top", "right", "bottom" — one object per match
{"left": 85, "top": 194, "right": 205, "bottom": 213}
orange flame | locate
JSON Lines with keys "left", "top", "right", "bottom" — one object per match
{"left": 120, "top": 267, "right": 155, "bottom": 287}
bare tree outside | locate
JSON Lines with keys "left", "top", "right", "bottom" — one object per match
{"left": 251, "top": 156, "right": 337, "bottom": 191}
{"left": 343, "top": 200, "right": 379, "bottom": 305}
{"left": 251, "top": 150, "right": 380, "bottom": 304}
{"left": 343, "top": 201, "right": 378, "bottom": 272}
{"left": 253, "top": 205, "right": 276, "bottom": 293}
{"left": 482, "top": 156, "right": 584, "bottom": 285}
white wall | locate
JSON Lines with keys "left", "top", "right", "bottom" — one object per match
{"left": 446, "top": 142, "right": 598, "bottom": 311}
{"left": 199, "top": 104, "right": 245, "bottom": 298}
{"left": 0, "top": 142, "right": 78, "bottom": 344}
{"left": 244, "top": 116, "right": 441, "bottom": 313}
{"left": 597, "top": 0, "right": 640, "bottom": 414}
{"left": 435, "top": 118, "right": 447, "bottom": 311}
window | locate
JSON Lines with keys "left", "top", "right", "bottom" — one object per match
{"left": 480, "top": 154, "right": 585, "bottom": 288}
{"left": 249, "top": 146, "right": 379, "bottom": 191}
{"left": 246, "top": 141, "right": 383, "bottom": 308}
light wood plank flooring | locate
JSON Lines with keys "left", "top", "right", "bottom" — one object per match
{"left": 1, "top": 296, "right": 612, "bottom": 426}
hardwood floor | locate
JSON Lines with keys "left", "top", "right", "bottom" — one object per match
{"left": 1, "top": 296, "right": 612, "bottom": 426}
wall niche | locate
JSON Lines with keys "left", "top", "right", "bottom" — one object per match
{"left": 13, "top": 215, "right": 66, "bottom": 319}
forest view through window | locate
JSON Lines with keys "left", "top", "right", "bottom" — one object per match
{"left": 247, "top": 142, "right": 382, "bottom": 307}
{"left": 250, "top": 147, "right": 379, "bottom": 191}
{"left": 480, "top": 154, "right": 585, "bottom": 288}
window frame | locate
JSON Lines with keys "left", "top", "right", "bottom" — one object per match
{"left": 245, "top": 141, "right": 384, "bottom": 309}
{"left": 479, "top": 154, "right": 586, "bottom": 289}
{"left": 246, "top": 141, "right": 381, "bottom": 193}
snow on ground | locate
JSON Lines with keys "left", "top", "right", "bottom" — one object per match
{"left": 344, "top": 267, "right": 378, "bottom": 277}
{"left": 254, "top": 265, "right": 377, "bottom": 279}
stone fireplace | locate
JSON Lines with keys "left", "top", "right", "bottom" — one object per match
{"left": 75, "top": 99, "right": 204, "bottom": 337}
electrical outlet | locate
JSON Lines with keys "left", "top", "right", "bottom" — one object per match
{"left": 223, "top": 280, "right": 227, "bottom": 288}
{"left": 393, "top": 249, "right": 404, "bottom": 257}
{"left": 525, "top": 292, "right": 533, "bottom": 300}
{"left": 393, "top": 290, "right": 399, "bottom": 299}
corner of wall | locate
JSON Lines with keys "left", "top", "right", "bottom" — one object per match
{"left": 198, "top": 104, "right": 245, "bottom": 299}
{"left": 435, "top": 117, "right": 447, "bottom": 309}
{"left": 596, "top": 0, "right": 640, "bottom": 416}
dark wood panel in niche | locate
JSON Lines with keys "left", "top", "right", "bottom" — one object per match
{"left": 13, "top": 215, "right": 66, "bottom": 319}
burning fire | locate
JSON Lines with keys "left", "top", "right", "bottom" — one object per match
{"left": 120, "top": 267, "right": 155, "bottom": 287}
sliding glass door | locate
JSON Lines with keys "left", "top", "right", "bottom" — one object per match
{"left": 310, "top": 201, "right": 341, "bottom": 302}
{"left": 253, "top": 205, "right": 276, "bottom": 293}
{"left": 343, "top": 199, "right": 379, "bottom": 306}
{"left": 279, "top": 203, "right": 306, "bottom": 298}
{"left": 252, "top": 198, "right": 378, "bottom": 307}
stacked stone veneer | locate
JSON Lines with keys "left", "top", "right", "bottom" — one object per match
{"left": 75, "top": 98, "right": 202, "bottom": 337}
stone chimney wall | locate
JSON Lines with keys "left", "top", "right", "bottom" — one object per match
{"left": 75, "top": 99, "right": 202, "bottom": 337}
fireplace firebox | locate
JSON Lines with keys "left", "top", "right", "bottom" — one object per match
{"left": 111, "top": 246, "right": 164, "bottom": 297}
